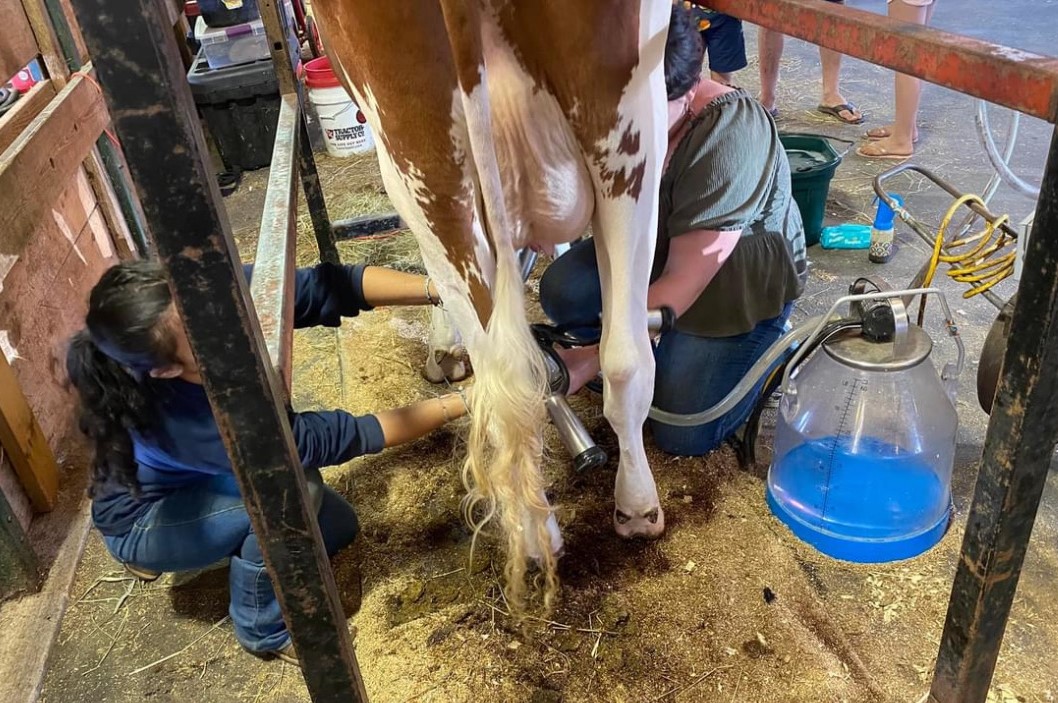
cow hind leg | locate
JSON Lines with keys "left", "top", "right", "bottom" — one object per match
{"left": 591, "top": 199, "right": 664, "bottom": 539}
{"left": 580, "top": 2, "right": 669, "bottom": 540}
{"left": 423, "top": 306, "right": 471, "bottom": 384}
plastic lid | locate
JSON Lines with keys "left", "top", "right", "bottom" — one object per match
{"left": 304, "top": 57, "right": 341, "bottom": 89}
{"left": 194, "top": 15, "right": 265, "bottom": 43}
{"left": 873, "top": 193, "right": 904, "bottom": 230}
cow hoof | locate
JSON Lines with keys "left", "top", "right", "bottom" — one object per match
{"left": 613, "top": 506, "right": 665, "bottom": 540}
{"left": 422, "top": 350, "right": 472, "bottom": 384}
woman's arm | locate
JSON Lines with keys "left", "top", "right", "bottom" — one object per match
{"left": 374, "top": 391, "right": 469, "bottom": 448}
{"left": 292, "top": 390, "right": 470, "bottom": 469}
{"left": 647, "top": 228, "right": 741, "bottom": 317}
{"left": 361, "top": 266, "right": 441, "bottom": 308}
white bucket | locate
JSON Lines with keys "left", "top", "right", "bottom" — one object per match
{"left": 304, "top": 57, "right": 375, "bottom": 158}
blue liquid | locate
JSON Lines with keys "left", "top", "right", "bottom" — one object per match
{"left": 769, "top": 436, "right": 949, "bottom": 541}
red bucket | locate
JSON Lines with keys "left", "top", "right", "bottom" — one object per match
{"left": 303, "top": 57, "right": 341, "bottom": 89}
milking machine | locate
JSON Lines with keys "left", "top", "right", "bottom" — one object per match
{"left": 519, "top": 100, "right": 1038, "bottom": 563}
{"left": 532, "top": 272, "right": 966, "bottom": 561}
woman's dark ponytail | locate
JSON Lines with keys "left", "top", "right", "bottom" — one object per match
{"left": 67, "top": 331, "right": 151, "bottom": 497}
{"left": 67, "top": 260, "right": 175, "bottom": 497}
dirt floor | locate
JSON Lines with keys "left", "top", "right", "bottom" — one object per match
{"left": 34, "top": 3, "right": 1058, "bottom": 702}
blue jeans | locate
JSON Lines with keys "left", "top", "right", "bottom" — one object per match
{"left": 539, "top": 238, "right": 792, "bottom": 456}
{"left": 104, "top": 471, "right": 358, "bottom": 653}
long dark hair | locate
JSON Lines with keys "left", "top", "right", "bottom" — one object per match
{"left": 67, "top": 260, "right": 176, "bottom": 497}
{"left": 665, "top": 4, "right": 706, "bottom": 100}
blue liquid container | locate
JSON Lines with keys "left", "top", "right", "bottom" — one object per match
{"left": 766, "top": 324, "right": 957, "bottom": 562}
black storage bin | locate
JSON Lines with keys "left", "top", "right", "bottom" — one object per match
{"left": 187, "top": 50, "right": 279, "bottom": 172}
{"left": 198, "top": 0, "right": 260, "bottom": 27}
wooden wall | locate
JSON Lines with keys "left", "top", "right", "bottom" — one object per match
{"left": 0, "top": 166, "right": 120, "bottom": 530}
{"left": 0, "top": 0, "right": 129, "bottom": 541}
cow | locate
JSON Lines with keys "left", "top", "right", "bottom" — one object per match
{"left": 309, "top": 0, "right": 670, "bottom": 610}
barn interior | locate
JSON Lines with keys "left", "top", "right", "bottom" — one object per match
{"left": 1, "top": 1, "right": 1057, "bottom": 702}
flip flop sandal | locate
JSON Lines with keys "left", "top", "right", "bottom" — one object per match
{"left": 865, "top": 126, "right": 920, "bottom": 143}
{"left": 817, "top": 103, "right": 864, "bottom": 125}
{"left": 856, "top": 143, "right": 913, "bottom": 161}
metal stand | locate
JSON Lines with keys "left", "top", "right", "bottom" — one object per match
{"left": 928, "top": 126, "right": 1058, "bottom": 703}
{"left": 69, "top": 0, "right": 366, "bottom": 699}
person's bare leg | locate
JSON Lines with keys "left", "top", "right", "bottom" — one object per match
{"left": 711, "top": 70, "right": 735, "bottom": 84}
{"left": 757, "top": 28, "right": 784, "bottom": 113}
{"left": 861, "top": 1, "right": 933, "bottom": 154}
{"left": 819, "top": 46, "right": 862, "bottom": 122}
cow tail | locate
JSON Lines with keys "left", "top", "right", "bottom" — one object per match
{"left": 438, "top": 0, "right": 559, "bottom": 615}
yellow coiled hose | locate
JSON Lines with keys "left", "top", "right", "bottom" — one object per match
{"left": 917, "top": 194, "right": 1016, "bottom": 325}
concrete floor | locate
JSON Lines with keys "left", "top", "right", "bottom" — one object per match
{"left": 13, "top": 2, "right": 1058, "bottom": 701}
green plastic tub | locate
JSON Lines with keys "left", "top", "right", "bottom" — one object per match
{"left": 780, "top": 133, "right": 849, "bottom": 247}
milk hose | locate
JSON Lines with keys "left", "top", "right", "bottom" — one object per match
{"left": 976, "top": 100, "right": 1040, "bottom": 201}
{"left": 738, "top": 319, "right": 864, "bottom": 466}
{"left": 645, "top": 315, "right": 828, "bottom": 427}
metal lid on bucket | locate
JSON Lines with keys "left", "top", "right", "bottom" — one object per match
{"left": 823, "top": 324, "right": 933, "bottom": 372}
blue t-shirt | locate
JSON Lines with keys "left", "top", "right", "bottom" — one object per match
{"left": 91, "top": 262, "right": 386, "bottom": 536}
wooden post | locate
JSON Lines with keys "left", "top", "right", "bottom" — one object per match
{"left": 0, "top": 344, "right": 60, "bottom": 513}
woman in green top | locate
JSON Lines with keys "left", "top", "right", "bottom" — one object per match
{"left": 539, "top": 3, "right": 807, "bottom": 456}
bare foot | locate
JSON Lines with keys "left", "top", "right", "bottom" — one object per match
{"left": 866, "top": 125, "right": 919, "bottom": 143}
{"left": 856, "top": 136, "right": 914, "bottom": 160}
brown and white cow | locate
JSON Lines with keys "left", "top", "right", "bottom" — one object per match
{"left": 311, "top": 1, "right": 669, "bottom": 609}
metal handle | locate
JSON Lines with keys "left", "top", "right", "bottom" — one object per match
{"left": 781, "top": 287, "right": 965, "bottom": 403}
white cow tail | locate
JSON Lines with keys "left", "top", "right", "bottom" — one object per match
{"left": 438, "top": 0, "right": 558, "bottom": 615}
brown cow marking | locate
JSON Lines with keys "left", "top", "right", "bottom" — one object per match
{"left": 311, "top": 0, "right": 494, "bottom": 326}
{"left": 617, "top": 123, "right": 640, "bottom": 156}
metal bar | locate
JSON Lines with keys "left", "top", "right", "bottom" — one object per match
{"left": 68, "top": 0, "right": 366, "bottom": 700}
{"left": 258, "top": 0, "right": 297, "bottom": 95}
{"left": 250, "top": 93, "right": 299, "bottom": 394}
{"left": 0, "top": 476, "right": 39, "bottom": 599}
{"left": 258, "top": 0, "right": 340, "bottom": 265}
{"left": 95, "top": 136, "right": 150, "bottom": 256}
{"left": 873, "top": 164, "right": 1013, "bottom": 311}
{"left": 874, "top": 164, "right": 1021, "bottom": 240}
{"left": 300, "top": 116, "right": 341, "bottom": 264}
{"left": 333, "top": 212, "right": 405, "bottom": 240}
{"left": 929, "top": 125, "right": 1058, "bottom": 703}
{"left": 707, "top": 0, "right": 1058, "bottom": 123}
{"left": 42, "top": 0, "right": 82, "bottom": 73}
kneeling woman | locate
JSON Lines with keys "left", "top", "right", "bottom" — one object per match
{"left": 541, "top": 4, "right": 807, "bottom": 456}
{"left": 68, "top": 259, "right": 467, "bottom": 664}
